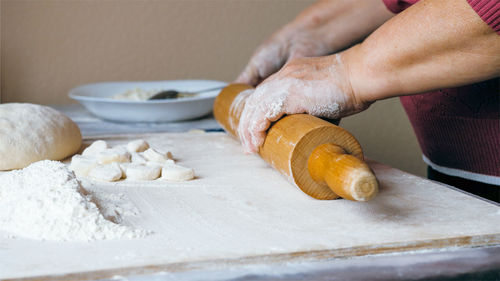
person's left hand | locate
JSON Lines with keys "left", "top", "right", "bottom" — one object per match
{"left": 237, "top": 53, "right": 372, "bottom": 153}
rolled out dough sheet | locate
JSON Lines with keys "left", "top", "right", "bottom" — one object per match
{"left": 1, "top": 132, "right": 499, "bottom": 280}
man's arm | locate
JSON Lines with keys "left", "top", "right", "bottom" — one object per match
{"left": 345, "top": 0, "right": 500, "bottom": 103}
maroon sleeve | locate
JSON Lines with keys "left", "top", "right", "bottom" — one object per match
{"left": 468, "top": 0, "right": 500, "bottom": 34}
{"left": 383, "top": 0, "right": 500, "bottom": 34}
{"left": 381, "top": 0, "right": 420, "bottom": 13}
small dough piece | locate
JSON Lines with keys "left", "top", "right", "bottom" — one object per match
{"left": 130, "top": 152, "right": 147, "bottom": 164}
{"left": 143, "top": 148, "right": 172, "bottom": 164}
{"left": 126, "top": 140, "right": 150, "bottom": 153}
{"left": 125, "top": 164, "right": 161, "bottom": 181}
{"left": 161, "top": 163, "right": 194, "bottom": 181}
{"left": 97, "top": 147, "right": 131, "bottom": 164}
{"left": 69, "top": 155, "right": 99, "bottom": 177}
{"left": 82, "top": 140, "right": 108, "bottom": 156}
{"left": 88, "top": 163, "right": 123, "bottom": 182}
{"left": 118, "top": 162, "right": 130, "bottom": 174}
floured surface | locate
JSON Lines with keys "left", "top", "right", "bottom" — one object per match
{"left": 0, "top": 132, "right": 499, "bottom": 279}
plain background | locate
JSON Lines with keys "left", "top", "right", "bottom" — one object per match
{"left": 0, "top": 0, "right": 426, "bottom": 177}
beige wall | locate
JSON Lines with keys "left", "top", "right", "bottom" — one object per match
{"left": 0, "top": 0, "right": 426, "bottom": 177}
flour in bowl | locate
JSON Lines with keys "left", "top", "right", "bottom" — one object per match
{"left": 0, "top": 160, "right": 146, "bottom": 241}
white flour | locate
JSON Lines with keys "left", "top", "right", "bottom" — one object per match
{"left": 0, "top": 160, "right": 145, "bottom": 241}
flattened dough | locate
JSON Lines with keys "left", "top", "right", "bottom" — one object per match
{"left": 82, "top": 140, "right": 108, "bottom": 156}
{"left": 162, "top": 163, "right": 194, "bottom": 181}
{"left": 126, "top": 140, "right": 149, "bottom": 153}
{"left": 125, "top": 164, "right": 161, "bottom": 181}
{"left": 88, "top": 163, "right": 123, "bottom": 182}
{"left": 143, "top": 148, "right": 172, "bottom": 164}
{"left": 97, "top": 147, "right": 131, "bottom": 164}
{"left": 69, "top": 155, "right": 99, "bottom": 177}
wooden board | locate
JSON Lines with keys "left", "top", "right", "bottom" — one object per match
{"left": 1, "top": 132, "right": 499, "bottom": 280}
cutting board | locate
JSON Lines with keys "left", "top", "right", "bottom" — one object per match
{"left": 1, "top": 132, "right": 499, "bottom": 280}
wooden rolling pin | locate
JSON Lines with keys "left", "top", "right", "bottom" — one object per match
{"left": 213, "top": 84, "right": 378, "bottom": 201}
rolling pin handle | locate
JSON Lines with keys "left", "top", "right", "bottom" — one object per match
{"left": 307, "top": 143, "right": 378, "bottom": 201}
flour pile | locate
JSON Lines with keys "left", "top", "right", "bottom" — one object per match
{"left": 0, "top": 160, "right": 145, "bottom": 241}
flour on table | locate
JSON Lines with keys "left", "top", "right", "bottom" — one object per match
{"left": 0, "top": 160, "right": 146, "bottom": 241}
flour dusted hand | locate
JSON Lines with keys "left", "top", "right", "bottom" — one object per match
{"left": 0, "top": 103, "right": 82, "bottom": 170}
{"left": 237, "top": 54, "right": 371, "bottom": 153}
{"left": 235, "top": 18, "right": 334, "bottom": 86}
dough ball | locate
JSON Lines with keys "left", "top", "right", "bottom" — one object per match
{"left": 130, "top": 152, "right": 147, "bottom": 164}
{"left": 69, "top": 155, "right": 99, "bottom": 177}
{"left": 143, "top": 148, "right": 172, "bottom": 164}
{"left": 161, "top": 163, "right": 194, "bottom": 181}
{"left": 0, "top": 103, "right": 82, "bottom": 170}
{"left": 82, "top": 140, "right": 108, "bottom": 156}
{"left": 88, "top": 163, "right": 123, "bottom": 182}
{"left": 97, "top": 147, "right": 131, "bottom": 164}
{"left": 125, "top": 164, "right": 161, "bottom": 181}
{"left": 126, "top": 140, "right": 149, "bottom": 153}
{"left": 118, "top": 162, "right": 130, "bottom": 174}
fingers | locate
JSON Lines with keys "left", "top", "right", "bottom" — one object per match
{"left": 235, "top": 61, "right": 261, "bottom": 86}
{"left": 237, "top": 85, "right": 287, "bottom": 154}
{"left": 235, "top": 44, "right": 287, "bottom": 86}
{"left": 238, "top": 105, "right": 274, "bottom": 154}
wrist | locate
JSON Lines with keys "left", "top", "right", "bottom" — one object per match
{"left": 342, "top": 43, "right": 402, "bottom": 104}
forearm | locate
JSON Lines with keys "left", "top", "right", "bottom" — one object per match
{"left": 345, "top": 0, "right": 500, "bottom": 102}
{"left": 287, "top": 0, "right": 394, "bottom": 53}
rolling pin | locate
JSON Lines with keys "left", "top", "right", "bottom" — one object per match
{"left": 213, "top": 84, "right": 378, "bottom": 201}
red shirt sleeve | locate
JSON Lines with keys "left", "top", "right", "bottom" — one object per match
{"left": 382, "top": 0, "right": 500, "bottom": 34}
{"left": 381, "top": 0, "right": 420, "bottom": 13}
{"left": 468, "top": 0, "right": 500, "bottom": 34}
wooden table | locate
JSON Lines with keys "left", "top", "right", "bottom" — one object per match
{"left": 0, "top": 105, "right": 498, "bottom": 281}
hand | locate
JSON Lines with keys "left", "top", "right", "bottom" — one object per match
{"left": 235, "top": 24, "right": 332, "bottom": 86}
{"left": 237, "top": 53, "right": 372, "bottom": 153}
{"left": 234, "top": 0, "right": 394, "bottom": 86}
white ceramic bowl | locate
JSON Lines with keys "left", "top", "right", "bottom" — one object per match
{"left": 69, "top": 80, "right": 227, "bottom": 122}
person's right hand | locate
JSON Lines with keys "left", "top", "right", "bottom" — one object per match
{"left": 235, "top": 23, "right": 331, "bottom": 86}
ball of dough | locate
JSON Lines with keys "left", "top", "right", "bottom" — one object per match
{"left": 143, "top": 148, "right": 172, "bottom": 164}
{"left": 97, "top": 147, "right": 131, "bottom": 164}
{"left": 82, "top": 140, "right": 108, "bottom": 156}
{"left": 130, "top": 152, "right": 147, "bottom": 164}
{"left": 88, "top": 163, "right": 123, "bottom": 182}
{"left": 69, "top": 155, "right": 99, "bottom": 177}
{"left": 126, "top": 139, "right": 149, "bottom": 153}
{"left": 0, "top": 103, "right": 82, "bottom": 170}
